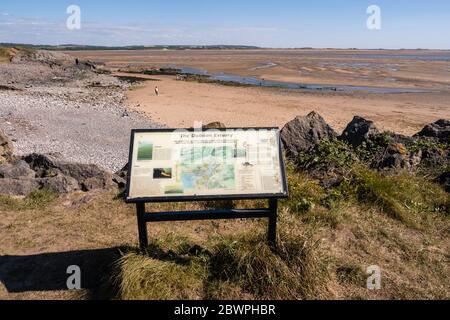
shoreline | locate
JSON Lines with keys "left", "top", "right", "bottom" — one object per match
{"left": 120, "top": 72, "right": 450, "bottom": 136}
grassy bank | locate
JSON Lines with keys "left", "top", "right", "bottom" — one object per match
{"left": 0, "top": 145, "right": 448, "bottom": 300}
{"left": 99, "top": 164, "right": 448, "bottom": 300}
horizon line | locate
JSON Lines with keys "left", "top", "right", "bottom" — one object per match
{"left": 1, "top": 42, "right": 450, "bottom": 51}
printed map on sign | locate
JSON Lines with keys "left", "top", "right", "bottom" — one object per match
{"left": 127, "top": 129, "right": 286, "bottom": 200}
{"left": 178, "top": 146, "right": 242, "bottom": 190}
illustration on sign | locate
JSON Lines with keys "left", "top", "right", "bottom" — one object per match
{"left": 127, "top": 128, "right": 287, "bottom": 201}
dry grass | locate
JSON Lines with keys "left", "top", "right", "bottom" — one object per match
{"left": 101, "top": 225, "right": 328, "bottom": 300}
{"left": 0, "top": 47, "right": 22, "bottom": 64}
{"left": 0, "top": 48, "right": 11, "bottom": 64}
{"left": 0, "top": 166, "right": 449, "bottom": 300}
{"left": 109, "top": 251, "right": 203, "bottom": 300}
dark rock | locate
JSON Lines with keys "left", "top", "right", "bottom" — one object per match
{"left": 0, "top": 160, "right": 35, "bottom": 179}
{"left": 281, "top": 112, "right": 337, "bottom": 158}
{"left": 386, "top": 133, "right": 418, "bottom": 146}
{"left": 203, "top": 122, "right": 226, "bottom": 130}
{"left": 22, "top": 153, "right": 115, "bottom": 192}
{"left": 437, "top": 172, "right": 450, "bottom": 192}
{"left": 0, "top": 85, "right": 23, "bottom": 91}
{"left": 420, "top": 148, "right": 449, "bottom": 168}
{"left": 0, "top": 179, "right": 40, "bottom": 196}
{"left": 113, "top": 164, "right": 128, "bottom": 189}
{"left": 340, "top": 116, "right": 379, "bottom": 148}
{"left": 376, "top": 143, "right": 421, "bottom": 171}
{"left": 0, "top": 129, "right": 14, "bottom": 163}
{"left": 38, "top": 176, "right": 80, "bottom": 194}
{"left": 415, "top": 119, "right": 450, "bottom": 142}
{"left": 320, "top": 174, "right": 345, "bottom": 189}
{"left": 112, "top": 175, "right": 127, "bottom": 189}
{"left": 115, "top": 163, "right": 128, "bottom": 179}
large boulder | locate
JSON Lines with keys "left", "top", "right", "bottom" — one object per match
{"left": 340, "top": 116, "right": 379, "bottom": 148}
{"left": 0, "top": 160, "right": 35, "bottom": 179}
{"left": 0, "top": 129, "right": 14, "bottom": 163}
{"left": 0, "top": 179, "right": 40, "bottom": 196}
{"left": 415, "top": 119, "right": 450, "bottom": 142}
{"left": 281, "top": 112, "right": 337, "bottom": 158}
{"left": 22, "top": 153, "right": 115, "bottom": 192}
{"left": 38, "top": 176, "right": 80, "bottom": 194}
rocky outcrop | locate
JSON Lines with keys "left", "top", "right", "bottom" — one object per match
{"left": 281, "top": 112, "right": 337, "bottom": 158}
{"left": 288, "top": 115, "right": 449, "bottom": 192}
{"left": 22, "top": 153, "right": 115, "bottom": 192}
{"left": 415, "top": 119, "right": 450, "bottom": 142}
{"left": 0, "top": 145, "right": 119, "bottom": 196}
{"left": 11, "top": 50, "right": 81, "bottom": 69}
{"left": 0, "top": 178, "right": 40, "bottom": 197}
{"left": 0, "top": 160, "right": 35, "bottom": 179}
{"left": 340, "top": 116, "right": 379, "bottom": 148}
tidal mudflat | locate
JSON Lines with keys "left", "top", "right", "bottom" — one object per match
{"left": 70, "top": 49, "right": 450, "bottom": 134}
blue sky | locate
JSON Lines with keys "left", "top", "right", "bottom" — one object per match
{"left": 0, "top": 0, "right": 449, "bottom": 48}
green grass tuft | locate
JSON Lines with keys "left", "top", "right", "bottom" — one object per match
{"left": 0, "top": 189, "right": 58, "bottom": 211}
{"left": 110, "top": 251, "right": 203, "bottom": 300}
{"left": 284, "top": 168, "right": 325, "bottom": 213}
{"left": 352, "top": 169, "right": 449, "bottom": 227}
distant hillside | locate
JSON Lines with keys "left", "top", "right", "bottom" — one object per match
{"left": 0, "top": 43, "right": 260, "bottom": 51}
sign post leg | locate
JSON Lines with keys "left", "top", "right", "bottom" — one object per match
{"left": 136, "top": 203, "right": 148, "bottom": 251}
{"left": 268, "top": 199, "right": 278, "bottom": 248}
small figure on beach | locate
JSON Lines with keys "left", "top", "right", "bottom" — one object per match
{"left": 155, "top": 86, "right": 159, "bottom": 96}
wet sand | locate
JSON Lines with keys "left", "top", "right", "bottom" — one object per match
{"left": 119, "top": 73, "right": 449, "bottom": 135}
{"left": 69, "top": 49, "right": 450, "bottom": 134}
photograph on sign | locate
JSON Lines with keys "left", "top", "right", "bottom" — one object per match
{"left": 127, "top": 128, "right": 287, "bottom": 201}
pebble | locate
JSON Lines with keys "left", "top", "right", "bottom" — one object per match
{"left": 0, "top": 60, "right": 163, "bottom": 172}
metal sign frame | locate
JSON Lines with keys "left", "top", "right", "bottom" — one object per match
{"left": 125, "top": 127, "right": 289, "bottom": 249}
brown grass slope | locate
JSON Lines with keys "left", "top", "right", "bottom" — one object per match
{"left": 0, "top": 165, "right": 448, "bottom": 300}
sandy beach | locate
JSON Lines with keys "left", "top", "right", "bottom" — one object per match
{"left": 71, "top": 49, "right": 450, "bottom": 135}
{"left": 118, "top": 73, "right": 448, "bottom": 135}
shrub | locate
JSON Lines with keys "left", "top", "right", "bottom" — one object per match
{"left": 284, "top": 168, "right": 325, "bottom": 213}
{"left": 356, "top": 133, "right": 391, "bottom": 162}
{"left": 296, "top": 139, "right": 359, "bottom": 175}
{"left": 407, "top": 139, "right": 449, "bottom": 153}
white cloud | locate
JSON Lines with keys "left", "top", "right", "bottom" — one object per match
{"left": 0, "top": 12, "right": 9, "bottom": 16}
{"left": 0, "top": 17, "right": 281, "bottom": 46}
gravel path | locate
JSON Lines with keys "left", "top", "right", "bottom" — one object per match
{"left": 0, "top": 54, "right": 162, "bottom": 172}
